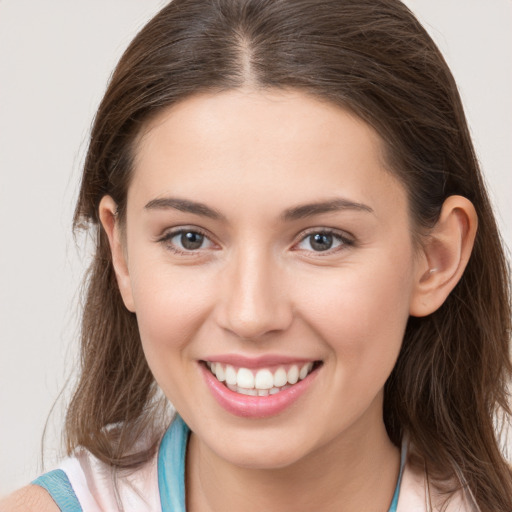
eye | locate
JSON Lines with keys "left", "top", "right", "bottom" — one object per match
{"left": 295, "top": 230, "right": 352, "bottom": 253}
{"left": 160, "top": 228, "right": 215, "bottom": 254}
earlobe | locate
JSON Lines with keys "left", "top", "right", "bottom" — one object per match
{"left": 98, "top": 196, "right": 136, "bottom": 312}
{"left": 409, "top": 195, "right": 478, "bottom": 317}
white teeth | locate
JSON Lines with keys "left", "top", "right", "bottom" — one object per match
{"left": 254, "top": 369, "right": 274, "bottom": 390}
{"left": 225, "top": 365, "right": 237, "bottom": 386}
{"left": 299, "top": 362, "right": 313, "bottom": 380}
{"left": 237, "top": 368, "right": 255, "bottom": 389}
{"left": 238, "top": 387, "right": 257, "bottom": 396}
{"left": 208, "top": 361, "right": 317, "bottom": 395}
{"left": 215, "top": 364, "right": 226, "bottom": 382}
{"left": 287, "top": 365, "right": 299, "bottom": 385}
{"left": 225, "top": 384, "right": 292, "bottom": 396}
{"left": 273, "top": 367, "right": 287, "bottom": 387}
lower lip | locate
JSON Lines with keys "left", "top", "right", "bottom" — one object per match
{"left": 200, "top": 363, "right": 319, "bottom": 418}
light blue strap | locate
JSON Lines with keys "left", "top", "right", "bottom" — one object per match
{"left": 158, "top": 415, "right": 189, "bottom": 512}
{"left": 32, "top": 469, "right": 82, "bottom": 512}
{"left": 388, "top": 440, "right": 407, "bottom": 512}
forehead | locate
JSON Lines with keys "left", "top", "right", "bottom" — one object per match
{"left": 129, "top": 89, "right": 407, "bottom": 220}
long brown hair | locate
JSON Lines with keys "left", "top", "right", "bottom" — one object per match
{"left": 67, "top": 0, "right": 512, "bottom": 509}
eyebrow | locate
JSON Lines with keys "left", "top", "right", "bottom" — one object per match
{"left": 281, "top": 198, "right": 374, "bottom": 221}
{"left": 144, "top": 197, "right": 226, "bottom": 220}
{"left": 144, "top": 196, "right": 373, "bottom": 221}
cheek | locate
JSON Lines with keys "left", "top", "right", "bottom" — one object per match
{"left": 296, "top": 256, "right": 414, "bottom": 382}
{"left": 128, "top": 262, "right": 214, "bottom": 375}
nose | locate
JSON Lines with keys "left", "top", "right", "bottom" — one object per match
{"left": 215, "top": 246, "right": 293, "bottom": 340}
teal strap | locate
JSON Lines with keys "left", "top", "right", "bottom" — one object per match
{"left": 388, "top": 440, "right": 407, "bottom": 512}
{"left": 32, "top": 469, "right": 82, "bottom": 512}
{"left": 158, "top": 415, "right": 189, "bottom": 512}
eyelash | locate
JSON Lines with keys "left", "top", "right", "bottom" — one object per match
{"left": 158, "top": 227, "right": 354, "bottom": 256}
{"left": 158, "top": 227, "right": 214, "bottom": 256}
{"left": 294, "top": 228, "right": 354, "bottom": 255}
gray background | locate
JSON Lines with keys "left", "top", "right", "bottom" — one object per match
{"left": 1, "top": 0, "right": 510, "bottom": 495}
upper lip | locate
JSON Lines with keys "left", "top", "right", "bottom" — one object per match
{"left": 201, "top": 354, "right": 319, "bottom": 368}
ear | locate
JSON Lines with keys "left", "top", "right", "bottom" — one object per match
{"left": 409, "top": 195, "right": 478, "bottom": 317}
{"left": 98, "top": 195, "right": 136, "bottom": 312}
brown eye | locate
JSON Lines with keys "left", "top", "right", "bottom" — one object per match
{"left": 295, "top": 230, "right": 353, "bottom": 254}
{"left": 309, "top": 233, "right": 334, "bottom": 251}
{"left": 178, "top": 231, "right": 205, "bottom": 250}
{"left": 160, "top": 228, "right": 215, "bottom": 254}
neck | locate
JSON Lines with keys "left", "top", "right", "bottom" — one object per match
{"left": 186, "top": 404, "right": 400, "bottom": 512}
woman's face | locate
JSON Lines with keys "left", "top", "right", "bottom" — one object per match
{"left": 114, "top": 89, "right": 423, "bottom": 469}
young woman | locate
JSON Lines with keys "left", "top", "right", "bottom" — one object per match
{"left": 3, "top": 0, "right": 511, "bottom": 510}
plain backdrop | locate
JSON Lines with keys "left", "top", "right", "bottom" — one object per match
{"left": 0, "top": 0, "right": 511, "bottom": 496}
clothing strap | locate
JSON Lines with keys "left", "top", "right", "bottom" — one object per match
{"left": 158, "top": 415, "right": 188, "bottom": 512}
{"left": 389, "top": 437, "right": 407, "bottom": 512}
{"left": 32, "top": 469, "right": 82, "bottom": 512}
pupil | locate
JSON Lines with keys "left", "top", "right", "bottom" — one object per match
{"left": 181, "top": 232, "right": 203, "bottom": 250}
{"left": 311, "top": 233, "right": 333, "bottom": 251}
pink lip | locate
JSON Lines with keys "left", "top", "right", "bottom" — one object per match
{"left": 203, "top": 354, "right": 314, "bottom": 368}
{"left": 200, "top": 362, "right": 319, "bottom": 418}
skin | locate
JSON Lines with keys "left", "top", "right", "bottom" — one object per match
{"left": 0, "top": 486, "right": 59, "bottom": 512}
{"left": 1, "top": 89, "right": 476, "bottom": 511}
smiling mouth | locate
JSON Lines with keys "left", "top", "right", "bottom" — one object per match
{"left": 202, "top": 360, "right": 322, "bottom": 397}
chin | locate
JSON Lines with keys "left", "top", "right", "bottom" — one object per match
{"left": 223, "top": 447, "right": 306, "bottom": 470}
{"left": 205, "top": 427, "right": 318, "bottom": 470}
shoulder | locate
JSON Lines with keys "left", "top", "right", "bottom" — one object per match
{"left": 60, "top": 448, "right": 160, "bottom": 511}
{"left": 397, "top": 458, "right": 479, "bottom": 512}
{"left": 0, "top": 485, "right": 60, "bottom": 512}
